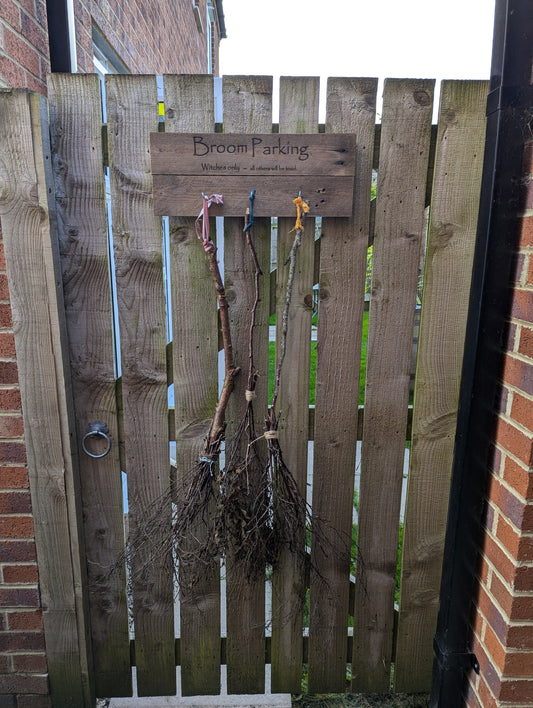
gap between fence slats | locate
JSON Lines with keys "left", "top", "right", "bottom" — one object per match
{"left": 352, "top": 78, "right": 435, "bottom": 693}
{"left": 47, "top": 73, "right": 132, "bottom": 698}
{"left": 308, "top": 77, "right": 378, "bottom": 694}
{"left": 394, "top": 79, "right": 489, "bottom": 692}
{"left": 164, "top": 73, "right": 221, "bottom": 697}
{"left": 223, "top": 75, "right": 272, "bottom": 695}
{"left": 269, "top": 76, "right": 318, "bottom": 694}
{"left": 106, "top": 75, "right": 175, "bottom": 697}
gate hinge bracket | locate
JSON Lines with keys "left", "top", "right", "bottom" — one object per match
{"left": 433, "top": 636, "right": 480, "bottom": 675}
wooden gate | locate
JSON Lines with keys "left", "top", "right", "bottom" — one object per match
{"left": 0, "top": 74, "right": 488, "bottom": 704}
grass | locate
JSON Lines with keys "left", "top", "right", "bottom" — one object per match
{"left": 293, "top": 693, "right": 429, "bottom": 707}
{"left": 268, "top": 310, "right": 369, "bottom": 406}
{"left": 269, "top": 303, "right": 406, "bottom": 674}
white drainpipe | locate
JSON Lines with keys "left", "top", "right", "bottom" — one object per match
{"left": 65, "top": 0, "right": 78, "bottom": 72}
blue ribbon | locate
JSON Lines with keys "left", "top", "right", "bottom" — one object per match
{"left": 243, "top": 189, "right": 256, "bottom": 233}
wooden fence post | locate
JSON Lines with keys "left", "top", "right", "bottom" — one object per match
{"left": 0, "top": 88, "right": 93, "bottom": 707}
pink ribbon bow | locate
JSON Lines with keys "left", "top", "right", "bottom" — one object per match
{"left": 195, "top": 193, "right": 224, "bottom": 252}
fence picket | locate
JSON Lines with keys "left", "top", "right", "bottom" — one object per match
{"left": 394, "top": 79, "right": 489, "bottom": 692}
{"left": 47, "top": 74, "right": 131, "bottom": 697}
{"left": 223, "top": 75, "right": 273, "bottom": 694}
{"left": 105, "top": 75, "right": 175, "bottom": 697}
{"left": 269, "top": 76, "right": 319, "bottom": 693}
{"left": 307, "top": 77, "right": 378, "bottom": 694}
{"left": 352, "top": 79, "right": 434, "bottom": 692}
{"left": 163, "top": 73, "right": 221, "bottom": 696}
{"left": 0, "top": 88, "right": 94, "bottom": 706}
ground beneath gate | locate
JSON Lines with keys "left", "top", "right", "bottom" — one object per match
{"left": 97, "top": 693, "right": 429, "bottom": 708}
{"left": 294, "top": 694, "right": 429, "bottom": 708}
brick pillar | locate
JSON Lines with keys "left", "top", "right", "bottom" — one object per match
{"left": 0, "top": 230, "right": 51, "bottom": 707}
{"left": 466, "top": 143, "right": 533, "bottom": 707}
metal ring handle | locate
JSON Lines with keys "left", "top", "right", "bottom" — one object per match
{"left": 82, "top": 421, "right": 111, "bottom": 459}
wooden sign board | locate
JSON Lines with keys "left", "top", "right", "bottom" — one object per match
{"left": 150, "top": 133, "right": 356, "bottom": 217}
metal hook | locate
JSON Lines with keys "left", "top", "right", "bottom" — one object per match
{"left": 243, "top": 189, "right": 256, "bottom": 233}
{"left": 82, "top": 420, "right": 111, "bottom": 459}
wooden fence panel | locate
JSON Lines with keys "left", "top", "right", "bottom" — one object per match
{"left": 163, "top": 73, "right": 221, "bottom": 696}
{"left": 0, "top": 88, "right": 94, "bottom": 707}
{"left": 270, "top": 76, "right": 318, "bottom": 694}
{"left": 307, "top": 77, "right": 378, "bottom": 694}
{"left": 47, "top": 73, "right": 132, "bottom": 698}
{"left": 394, "top": 79, "right": 489, "bottom": 692}
{"left": 106, "top": 75, "right": 175, "bottom": 697}
{"left": 1, "top": 74, "right": 491, "bottom": 700}
{"left": 352, "top": 79, "right": 434, "bottom": 692}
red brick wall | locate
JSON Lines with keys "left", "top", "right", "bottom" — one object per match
{"left": 465, "top": 142, "right": 533, "bottom": 707}
{"left": 82, "top": 0, "right": 217, "bottom": 75}
{"left": 0, "top": 1, "right": 221, "bottom": 93}
{"left": 0, "top": 0, "right": 50, "bottom": 94}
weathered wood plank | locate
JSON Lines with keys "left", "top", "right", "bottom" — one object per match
{"left": 394, "top": 80, "right": 488, "bottom": 692}
{"left": 352, "top": 79, "right": 434, "bottom": 693}
{"left": 105, "top": 74, "right": 175, "bottom": 697}
{"left": 152, "top": 175, "right": 354, "bottom": 217}
{"left": 223, "top": 75, "right": 272, "bottom": 695}
{"left": 163, "top": 73, "right": 221, "bottom": 697}
{"left": 308, "top": 77, "right": 378, "bottom": 694}
{"left": 0, "top": 87, "right": 94, "bottom": 707}
{"left": 150, "top": 132, "right": 356, "bottom": 175}
{"left": 270, "top": 76, "right": 319, "bottom": 694}
{"left": 167, "top": 404, "right": 414, "bottom": 446}
{"left": 47, "top": 73, "right": 132, "bottom": 698}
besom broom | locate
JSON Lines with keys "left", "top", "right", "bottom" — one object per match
{"left": 220, "top": 194, "right": 332, "bottom": 586}
{"left": 118, "top": 193, "right": 240, "bottom": 588}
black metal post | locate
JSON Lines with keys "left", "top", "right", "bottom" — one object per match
{"left": 45, "top": 0, "right": 72, "bottom": 72}
{"left": 430, "top": 2, "right": 533, "bottom": 706}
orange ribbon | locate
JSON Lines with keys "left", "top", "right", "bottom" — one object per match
{"left": 290, "top": 195, "right": 310, "bottom": 232}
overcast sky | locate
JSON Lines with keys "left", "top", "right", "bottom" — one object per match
{"left": 219, "top": 0, "right": 496, "bottom": 120}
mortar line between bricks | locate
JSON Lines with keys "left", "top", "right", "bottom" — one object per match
{"left": 507, "top": 325, "right": 533, "bottom": 342}
{"left": 498, "top": 412, "right": 533, "bottom": 439}
{"left": 489, "top": 529, "right": 533, "bottom": 569}
{"left": 489, "top": 508, "right": 533, "bottom": 536}
{"left": 477, "top": 671, "right": 500, "bottom": 705}
{"left": 502, "top": 380, "right": 533, "bottom": 402}
{"left": 485, "top": 569, "right": 533, "bottom": 605}
{"left": 481, "top": 564, "right": 533, "bottom": 620}
{"left": 489, "top": 501, "right": 533, "bottom": 537}
{"left": 479, "top": 634, "right": 506, "bottom": 681}
{"left": 495, "top": 445, "right": 532, "bottom": 477}
{"left": 1, "top": 26, "right": 51, "bottom": 65}
{"left": 490, "top": 453, "right": 533, "bottom": 496}
{"left": 485, "top": 525, "right": 522, "bottom": 567}
{"left": 486, "top": 496, "right": 533, "bottom": 538}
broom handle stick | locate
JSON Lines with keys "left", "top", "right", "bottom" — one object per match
{"left": 245, "top": 210, "right": 263, "bottom": 392}
{"left": 270, "top": 225, "right": 302, "bottom": 415}
{"left": 206, "top": 242, "right": 240, "bottom": 447}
